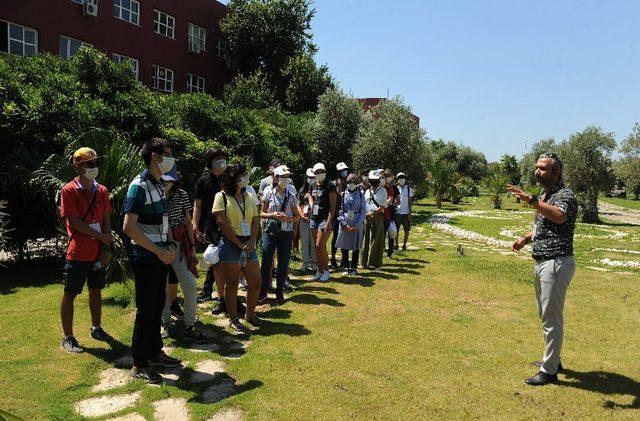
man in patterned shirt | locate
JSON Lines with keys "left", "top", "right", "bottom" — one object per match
{"left": 508, "top": 153, "right": 578, "bottom": 386}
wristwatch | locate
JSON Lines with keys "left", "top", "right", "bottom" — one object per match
{"left": 529, "top": 195, "right": 539, "bottom": 206}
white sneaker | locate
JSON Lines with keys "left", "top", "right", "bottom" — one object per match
{"left": 319, "top": 271, "right": 330, "bottom": 282}
{"left": 312, "top": 271, "right": 322, "bottom": 281}
{"left": 342, "top": 268, "right": 350, "bottom": 275}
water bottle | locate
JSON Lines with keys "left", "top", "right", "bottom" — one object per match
{"left": 239, "top": 250, "right": 247, "bottom": 268}
{"left": 93, "top": 261, "right": 102, "bottom": 272}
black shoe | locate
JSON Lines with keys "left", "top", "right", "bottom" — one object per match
{"left": 275, "top": 292, "right": 285, "bottom": 305}
{"left": 331, "top": 259, "right": 339, "bottom": 268}
{"left": 61, "top": 336, "right": 83, "bottom": 353}
{"left": 149, "top": 352, "right": 182, "bottom": 368}
{"left": 237, "top": 298, "right": 246, "bottom": 317}
{"left": 283, "top": 280, "right": 295, "bottom": 292}
{"left": 170, "top": 301, "right": 184, "bottom": 320}
{"left": 184, "top": 326, "right": 207, "bottom": 343}
{"left": 131, "top": 366, "right": 162, "bottom": 384}
{"left": 533, "top": 361, "right": 564, "bottom": 373}
{"left": 524, "top": 371, "right": 558, "bottom": 386}
{"left": 258, "top": 292, "right": 268, "bottom": 303}
{"left": 230, "top": 318, "right": 249, "bottom": 334}
{"left": 211, "top": 298, "right": 227, "bottom": 315}
{"left": 246, "top": 314, "right": 262, "bottom": 328}
{"left": 197, "top": 290, "right": 214, "bottom": 303}
{"left": 90, "top": 326, "right": 111, "bottom": 341}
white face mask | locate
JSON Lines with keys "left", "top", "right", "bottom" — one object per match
{"left": 84, "top": 167, "right": 99, "bottom": 180}
{"left": 157, "top": 156, "right": 175, "bottom": 174}
{"left": 278, "top": 177, "right": 290, "bottom": 188}
{"left": 398, "top": 179, "right": 406, "bottom": 186}
{"left": 212, "top": 159, "right": 227, "bottom": 170}
{"left": 316, "top": 173, "right": 326, "bottom": 183}
{"left": 308, "top": 177, "right": 316, "bottom": 186}
{"left": 238, "top": 175, "right": 249, "bottom": 188}
{"left": 347, "top": 183, "right": 357, "bottom": 191}
{"left": 380, "top": 178, "right": 386, "bottom": 187}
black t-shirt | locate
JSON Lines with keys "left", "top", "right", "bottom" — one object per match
{"left": 311, "top": 181, "right": 337, "bottom": 221}
{"left": 194, "top": 172, "right": 221, "bottom": 232}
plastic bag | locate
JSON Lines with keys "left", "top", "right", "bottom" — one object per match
{"left": 388, "top": 221, "right": 398, "bottom": 239}
{"left": 203, "top": 244, "right": 220, "bottom": 266}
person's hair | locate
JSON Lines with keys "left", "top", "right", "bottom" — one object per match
{"left": 538, "top": 153, "right": 563, "bottom": 177}
{"left": 383, "top": 169, "right": 392, "bottom": 178}
{"left": 221, "top": 163, "right": 247, "bottom": 195}
{"left": 167, "top": 172, "right": 182, "bottom": 196}
{"left": 141, "top": 137, "right": 170, "bottom": 166}
{"left": 205, "top": 147, "right": 227, "bottom": 169}
{"left": 299, "top": 177, "right": 311, "bottom": 200}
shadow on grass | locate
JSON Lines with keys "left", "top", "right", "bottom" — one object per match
{"left": 0, "top": 258, "right": 63, "bottom": 294}
{"left": 261, "top": 307, "right": 293, "bottom": 319}
{"left": 332, "top": 276, "right": 375, "bottom": 287}
{"left": 558, "top": 369, "right": 640, "bottom": 409}
{"left": 288, "top": 292, "right": 345, "bottom": 307}
{"left": 186, "top": 372, "right": 264, "bottom": 405}
{"left": 252, "top": 319, "right": 311, "bottom": 337}
{"left": 83, "top": 336, "right": 130, "bottom": 364}
{"left": 295, "top": 285, "right": 339, "bottom": 294}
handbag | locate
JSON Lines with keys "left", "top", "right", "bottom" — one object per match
{"left": 264, "top": 190, "right": 289, "bottom": 236}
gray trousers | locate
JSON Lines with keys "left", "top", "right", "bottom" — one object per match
{"left": 534, "top": 255, "right": 576, "bottom": 375}
{"left": 299, "top": 219, "right": 317, "bottom": 264}
{"left": 162, "top": 246, "right": 197, "bottom": 327}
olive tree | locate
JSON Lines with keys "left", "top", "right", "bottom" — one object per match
{"left": 614, "top": 123, "right": 640, "bottom": 200}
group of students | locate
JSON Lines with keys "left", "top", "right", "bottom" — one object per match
{"left": 57, "top": 137, "right": 414, "bottom": 384}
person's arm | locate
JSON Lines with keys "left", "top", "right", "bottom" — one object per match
{"left": 192, "top": 198, "right": 203, "bottom": 243}
{"left": 101, "top": 211, "right": 113, "bottom": 244}
{"left": 260, "top": 199, "right": 275, "bottom": 219}
{"left": 245, "top": 215, "right": 260, "bottom": 254}
{"left": 68, "top": 216, "right": 110, "bottom": 243}
{"left": 512, "top": 231, "right": 533, "bottom": 252}
{"left": 325, "top": 191, "right": 337, "bottom": 233}
{"left": 123, "top": 213, "right": 174, "bottom": 264}
{"left": 507, "top": 185, "right": 566, "bottom": 224}
{"left": 408, "top": 189, "right": 414, "bottom": 223}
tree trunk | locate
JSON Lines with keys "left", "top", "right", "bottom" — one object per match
{"left": 581, "top": 191, "right": 600, "bottom": 223}
{"left": 436, "top": 195, "right": 442, "bottom": 209}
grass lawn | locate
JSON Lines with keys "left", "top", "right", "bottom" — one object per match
{"left": 599, "top": 195, "right": 640, "bottom": 211}
{"left": 1, "top": 196, "right": 639, "bottom": 420}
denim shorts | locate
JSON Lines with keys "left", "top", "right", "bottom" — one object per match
{"left": 63, "top": 260, "right": 106, "bottom": 295}
{"left": 218, "top": 236, "right": 258, "bottom": 264}
{"left": 310, "top": 219, "right": 327, "bottom": 231}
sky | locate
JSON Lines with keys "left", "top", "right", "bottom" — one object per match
{"left": 309, "top": 0, "right": 640, "bottom": 161}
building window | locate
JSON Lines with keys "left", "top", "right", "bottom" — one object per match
{"left": 153, "top": 65, "right": 174, "bottom": 92}
{"left": 216, "top": 38, "right": 227, "bottom": 58}
{"left": 187, "top": 74, "right": 205, "bottom": 93}
{"left": 112, "top": 53, "right": 139, "bottom": 80}
{"left": 188, "top": 23, "right": 206, "bottom": 52}
{"left": 59, "top": 35, "right": 92, "bottom": 59}
{"left": 114, "top": 0, "right": 140, "bottom": 25}
{"left": 0, "top": 21, "right": 38, "bottom": 57}
{"left": 154, "top": 10, "right": 175, "bottom": 39}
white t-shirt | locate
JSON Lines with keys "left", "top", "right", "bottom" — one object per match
{"left": 245, "top": 185, "right": 260, "bottom": 206}
{"left": 397, "top": 185, "right": 414, "bottom": 215}
{"left": 365, "top": 187, "right": 388, "bottom": 213}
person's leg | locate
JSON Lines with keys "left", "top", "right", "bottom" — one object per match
{"left": 131, "top": 257, "right": 162, "bottom": 368}
{"left": 361, "top": 220, "right": 371, "bottom": 268}
{"left": 61, "top": 291, "right": 77, "bottom": 337}
{"left": 276, "top": 232, "right": 293, "bottom": 291}
{"left": 220, "top": 263, "right": 241, "bottom": 320}
{"left": 539, "top": 257, "right": 575, "bottom": 375}
{"left": 61, "top": 260, "right": 88, "bottom": 337}
{"left": 352, "top": 250, "right": 360, "bottom": 270}
{"left": 330, "top": 219, "right": 340, "bottom": 266}
{"left": 260, "top": 233, "right": 277, "bottom": 296}
{"left": 152, "top": 263, "right": 168, "bottom": 358}
{"left": 171, "top": 255, "right": 198, "bottom": 327}
{"left": 341, "top": 249, "right": 349, "bottom": 271}
{"left": 311, "top": 229, "right": 324, "bottom": 271}
{"left": 300, "top": 220, "right": 311, "bottom": 266}
{"left": 88, "top": 288, "right": 102, "bottom": 327}
{"left": 316, "top": 225, "right": 330, "bottom": 273}
{"left": 242, "top": 260, "right": 261, "bottom": 318}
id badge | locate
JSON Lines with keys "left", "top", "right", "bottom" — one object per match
{"left": 241, "top": 220, "right": 251, "bottom": 236}
{"left": 312, "top": 204, "right": 319, "bottom": 216}
{"left": 347, "top": 210, "right": 355, "bottom": 221}
{"left": 162, "top": 215, "right": 169, "bottom": 237}
{"left": 89, "top": 222, "right": 101, "bottom": 233}
{"left": 303, "top": 204, "right": 309, "bottom": 214}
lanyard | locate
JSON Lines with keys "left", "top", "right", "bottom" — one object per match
{"left": 233, "top": 193, "right": 246, "bottom": 220}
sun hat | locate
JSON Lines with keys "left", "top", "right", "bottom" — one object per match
{"left": 336, "top": 162, "right": 348, "bottom": 171}
{"left": 396, "top": 172, "right": 406, "bottom": 178}
{"left": 273, "top": 165, "right": 291, "bottom": 177}
{"left": 161, "top": 164, "right": 179, "bottom": 182}
{"left": 306, "top": 168, "right": 315, "bottom": 177}
{"left": 72, "top": 147, "right": 99, "bottom": 165}
{"left": 368, "top": 170, "right": 381, "bottom": 180}
{"left": 346, "top": 173, "right": 357, "bottom": 183}
{"left": 313, "top": 163, "right": 326, "bottom": 173}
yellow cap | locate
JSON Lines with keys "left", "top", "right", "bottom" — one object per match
{"left": 72, "top": 147, "right": 98, "bottom": 165}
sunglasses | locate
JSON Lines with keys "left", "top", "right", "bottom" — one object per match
{"left": 538, "top": 152, "right": 559, "bottom": 160}
{"left": 84, "top": 160, "right": 99, "bottom": 168}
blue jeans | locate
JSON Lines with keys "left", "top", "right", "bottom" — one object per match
{"left": 260, "top": 230, "right": 294, "bottom": 295}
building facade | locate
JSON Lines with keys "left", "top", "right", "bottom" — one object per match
{"left": 0, "top": 0, "right": 233, "bottom": 95}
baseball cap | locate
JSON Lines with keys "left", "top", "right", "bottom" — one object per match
{"left": 72, "top": 147, "right": 99, "bottom": 165}
{"left": 336, "top": 162, "right": 348, "bottom": 171}
{"left": 306, "top": 168, "right": 315, "bottom": 177}
{"left": 313, "top": 163, "right": 326, "bottom": 173}
{"left": 274, "top": 165, "right": 291, "bottom": 177}
{"left": 368, "top": 170, "right": 381, "bottom": 180}
{"left": 396, "top": 172, "right": 406, "bottom": 178}
{"left": 161, "top": 164, "right": 179, "bottom": 182}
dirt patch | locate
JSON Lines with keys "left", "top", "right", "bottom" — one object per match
{"left": 190, "top": 360, "right": 227, "bottom": 383}
{"left": 202, "top": 378, "right": 237, "bottom": 403}
{"left": 207, "top": 407, "right": 245, "bottom": 421}
{"left": 152, "top": 397, "right": 190, "bottom": 421}
{"left": 92, "top": 368, "right": 131, "bottom": 392}
{"left": 75, "top": 391, "right": 142, "bottom": 418}
{"left": 598, "top": 201, "right": 640, "bottom": 225}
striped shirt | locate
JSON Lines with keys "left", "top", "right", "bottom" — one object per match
{"left": 123, "top": 169, "right": 169, "bottom": 260}
{"left": 166, "top": 189, "right": 192, "bottom": 228}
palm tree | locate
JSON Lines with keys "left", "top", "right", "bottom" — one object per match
{"left": 482, "top": 168, "right": 509, "bottom": 209}
{"left": 450, "top": 175, "right": 475, "bottom": 204}
{"left": 30, "top": 129, "right": 144, "bottom": 281}
{"left": 427, "top": 159, "right": 456, "bottom": 208}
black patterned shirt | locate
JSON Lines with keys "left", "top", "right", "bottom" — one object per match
{"left": 532, "top": 182, "right": 578, "bottom": 260}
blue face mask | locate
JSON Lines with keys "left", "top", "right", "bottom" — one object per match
{"left": 340, "top": 170, "right": 348, "bottom": 178}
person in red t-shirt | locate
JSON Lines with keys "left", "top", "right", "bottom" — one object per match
{"left": 382, "top": 170, "right": 400, "bottom": 258}
{"left": 59, "top": 147, "right": 113, "bottom": 353}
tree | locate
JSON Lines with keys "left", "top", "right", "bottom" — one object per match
{"left": 313, "top": 88, "right": 363, "bottom": 174}
{"left": 450, "top": 175, "right": 475, "bottom": 204}
{"left": 282, "top": 54, "right": 333, "bottom": 113}
{"left": 499, "top": 154, "right": 520, "bottom": 185}
{"left": 427, "top": 160, "right": 456, "bottom": 208}
{"left": 223, "top": 71, "right": 276, "bottom": 109}
{"left": 352, "top": 97, "right": 428, "bottom": 184}
{"left": 562, "top": 126, "right": 616, "bottom": 223}
{"left": 614, "top": 123, "right": 640, "bottom": 200}
{"left": 429, "top": 140, "right": 487, "bottom": 183}
{"left": 482, "top": 168, "right": 509, "bottom": 209}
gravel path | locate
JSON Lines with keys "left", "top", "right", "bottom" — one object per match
{"left": 598, "top": 201, "right": 640, "bottom": 226}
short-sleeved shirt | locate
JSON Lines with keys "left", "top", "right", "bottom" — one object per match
{"left": 383, "top": 185, "right": 399, "bottom": 220}
{"left": 166, "top": 189, "right": 192, "bottom": 228}
{"left": 258, "top": 176, "right": 273, "bottom": 196}
{"left": 194, "top": 172, "right": 222, "bottom": 232}
{"left": 311, "top": 181, "right": 337, "bottom": 222}
{"left": 123, "top": 170, "right": 169, "bottom": 260}
{"left": 365, "top": 186, "right": 388, "bottom": 214}
{"left": 532, "top": 182, "right": 578, "bottom": 260}
{"left": 212, "top": 190, "right": 258, "bottom": 237}
{"left": 397, "top": 185, "right": 414, "bottom": 215}
{"left": 264, "top": 188, "right": 297, "bottom": 231}
{"left": 60, "top": 178, "right": 111, "bottom": 262}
